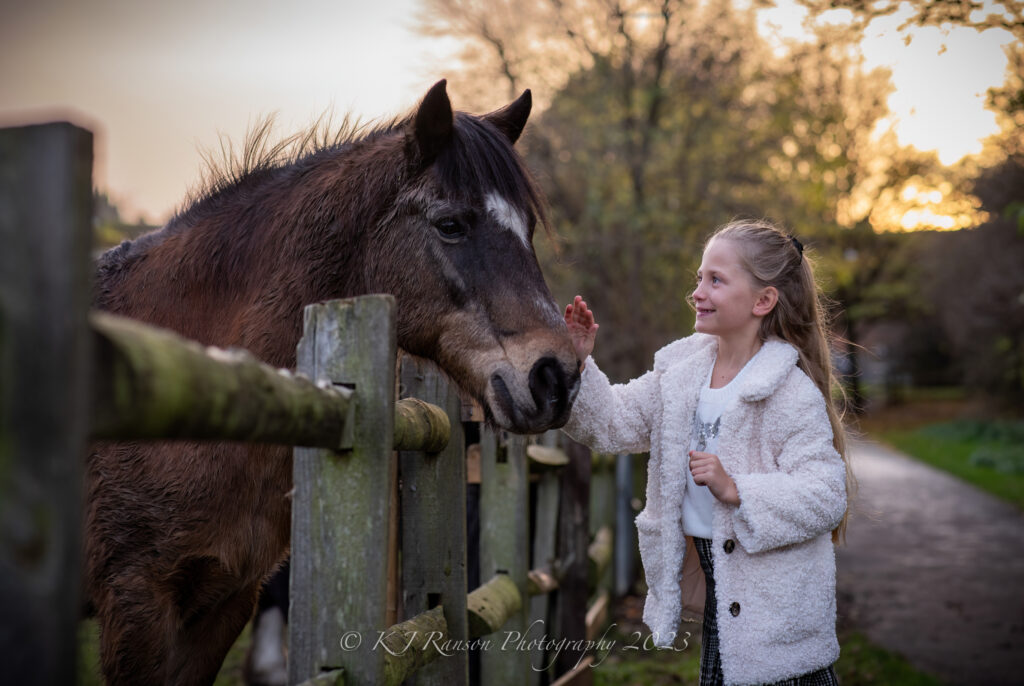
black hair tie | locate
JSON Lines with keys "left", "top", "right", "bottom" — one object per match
{"left": 790, "top": 235, "right": 804, "bottom": 259}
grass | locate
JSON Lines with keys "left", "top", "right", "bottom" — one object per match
{"left": 877, "top": 419, "right": 1024, "bottom": 510}
{"left": 587, "top": 625, "right": 942, "bottom": 685}
{"left": 77, "top": 618, "right": 252, "bottom": 686}
{"left": 591, "top": 623, "right": 701, "bottom": 685}
{"left": 834, "top": 632, "right": 944, "bottom": 686}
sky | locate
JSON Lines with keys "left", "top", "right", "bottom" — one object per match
{"left": 0, "top": 0, "right": 1016, "bottom": 224}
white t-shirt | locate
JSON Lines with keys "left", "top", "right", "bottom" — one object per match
{"left": 681, "top": 356, "right": 752, "bottom": 539}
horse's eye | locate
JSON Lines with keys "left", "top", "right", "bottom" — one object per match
{"left": 434, "top": 217, "right": 467, "bottom": 241}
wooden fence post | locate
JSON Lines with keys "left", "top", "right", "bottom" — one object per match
{"left": 479, "top": 428, "right": 531, "bottom": 684}
{"left": 0, "top": 122, "right": 93, "bottom": 686}
{"left": 398, "top": 356, "right": 468, "bottom": 684}
{"left": 290, "top": 295, "right": 397, "bottom": 685}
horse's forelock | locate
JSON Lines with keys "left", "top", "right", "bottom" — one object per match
{"left": 436, "top": 114, "right": 551, "bottom": 239}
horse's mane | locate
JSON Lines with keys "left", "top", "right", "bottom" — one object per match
{"left": 171, "top": 112, "right": 405, "bottom": 230}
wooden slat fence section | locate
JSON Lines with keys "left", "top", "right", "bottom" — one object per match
{"left": 289, "top": 296, "right": 398, "bottom": 685}
{"left": 0, "top": 122, "right": 93, "bottom": 686}
{"left": 479, "top": 428, "right": 532, "bottom": 684}
{"left": 398, "top": 356, "right": 469, "bottom": 685}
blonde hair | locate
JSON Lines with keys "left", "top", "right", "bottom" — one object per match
{"left": 707, "top": 219, "right": 855, "bottom": 544}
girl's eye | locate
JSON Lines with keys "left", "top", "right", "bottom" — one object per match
{"left": 434, "top": 217, "right": 467, "bottom": 241}
{"left": 712, "top": 276, "right": 720, "bottom": 285}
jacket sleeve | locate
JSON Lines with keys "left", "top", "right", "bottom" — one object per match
{"left": 561, "top": 356, "right": 658, "bottom": 454}
{"left": 730, "top": 377, "right": 847, "bottom": 554}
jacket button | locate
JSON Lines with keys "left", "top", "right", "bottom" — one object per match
{"left": 729, "top": 602, "right": 741, "bottom": 617}
{"left": 723, "top": 539, "right": 735, "bottom": 553}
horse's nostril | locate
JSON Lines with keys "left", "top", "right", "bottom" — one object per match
{"left": 529, "top": 356, "right": 567, "bottom": 411}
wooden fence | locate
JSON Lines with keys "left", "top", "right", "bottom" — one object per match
{"left": 0, "top": 122, "right": 628, "bottom": 686}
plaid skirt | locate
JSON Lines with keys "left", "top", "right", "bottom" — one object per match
{"left": 693, "top": 537, "right": 839, "bottom": 686}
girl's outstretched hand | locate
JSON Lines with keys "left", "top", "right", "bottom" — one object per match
{"left": 564, "top": 295, "right": 599, "bottom": 366}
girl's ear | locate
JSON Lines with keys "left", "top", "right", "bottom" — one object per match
{"left": 752, "top": 286, "right": 778, "bottom": 317}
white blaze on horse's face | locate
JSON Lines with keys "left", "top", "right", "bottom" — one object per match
{"left": 484, "top": 191, "right": 562, "bottom": 326}
{"left": 485, "top": 192, "right": 530, "bottom": 248}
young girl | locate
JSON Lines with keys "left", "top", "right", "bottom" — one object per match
{"left": 563, "top": 219, "right": 852, "bottom": 686}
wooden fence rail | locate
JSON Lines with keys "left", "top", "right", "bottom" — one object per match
{"left": 89, "top": 310, "right": 448, "bottom": 452}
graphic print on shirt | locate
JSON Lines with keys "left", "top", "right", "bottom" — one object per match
{"left": 693, "top": 412, "right": 720, "bottom": 452}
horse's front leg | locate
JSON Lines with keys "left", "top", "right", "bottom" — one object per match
{"left": 97, "top": 557, "right": 259, "bottom": 686}
{"left": 160, "top": 554, "right": 263, "bottom": 686}
{"left": 95, "top": 569, "right": 180, "bottom": 685}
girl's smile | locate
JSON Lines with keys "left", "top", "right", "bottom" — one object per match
{"left": 691, "top": 238, "right": 763, "bottom": 339}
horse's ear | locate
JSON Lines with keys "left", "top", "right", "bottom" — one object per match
{"left": 410, "top": 79, "right": 454, "bottom": 167}
{"left": 483, "top": 89, "right": 532, "bottom": 144}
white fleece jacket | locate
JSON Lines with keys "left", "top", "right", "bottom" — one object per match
{"left": 563, "top": 333, "right": 846, "bottom": 686}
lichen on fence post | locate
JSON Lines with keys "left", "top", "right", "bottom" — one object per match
{"left": 290, "top": 295, "right": 397, "bottom": 686}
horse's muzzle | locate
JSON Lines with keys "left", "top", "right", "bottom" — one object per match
{"left": 489, "top": 356, "right": 580, "bottom": 433}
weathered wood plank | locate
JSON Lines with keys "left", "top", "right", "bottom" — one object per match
{"left": 478, "top": 427, "right": 531, "bottom": 685}
{"left": 526, "top": 569, "right": 558, "bottom": 596}
{"left": 553, "top": 435, "right": 591, "bottom": 677}
{"left": 0, "top": 122, "right": 93, "bottom": 686}
{"left": 528, "top": 431, "right": 563, "bottom": 683}
{"left": 290, "top": 296, "right": 397, "bottom": 685}
{"left": 587, "top": 526, "right": 613, "bottom": 589}
{"left": 398, "top": 356, "right": 468, "bottom": 685}
{"left": 589, "top": 454, "right": 616, "bottom": 598}
{"left": 548, "top": 655, "right": 594, "bottom": 686}
{"left": 585, "top": 592, "right": 610, "bottom": 641}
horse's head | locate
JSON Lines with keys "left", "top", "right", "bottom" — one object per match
{"left": 365, "top": 80, "right": 579, "bottom": 433}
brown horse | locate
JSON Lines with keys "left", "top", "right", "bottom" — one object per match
{"left": 87, "top": 80, "right": 580, "bottom": 685}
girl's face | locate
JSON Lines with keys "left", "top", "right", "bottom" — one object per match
{"left": 692, "top": 238, "right": 766, "bottom": 341}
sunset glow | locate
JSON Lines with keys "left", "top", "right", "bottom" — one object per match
{"left": 0, "top": 0, "right": 1015, "bottom": 225}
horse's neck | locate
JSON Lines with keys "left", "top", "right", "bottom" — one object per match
{"left": 109, "top": 147, "right": 398, "bottom": 367}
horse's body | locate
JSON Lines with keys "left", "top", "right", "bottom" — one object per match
{"left": 87, "top": 81, "right": 579, "bottom": 685}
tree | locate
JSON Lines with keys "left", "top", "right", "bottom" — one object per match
{"left": 794, "top": 0, "right": 1024, "bottom": 42}
{"left": 919, "top": 42, "right": 1024, "bottom": 405}
{"left": 92, "top": 191, "right": 156, "bottom": 251}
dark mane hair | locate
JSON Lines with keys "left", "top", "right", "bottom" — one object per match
{"left": 170, "top": 112, "right": 404, "bottom": 231}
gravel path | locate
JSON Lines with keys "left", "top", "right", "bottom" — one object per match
{"left": 836, "top": 440, "right": 1024, "bottom": 685}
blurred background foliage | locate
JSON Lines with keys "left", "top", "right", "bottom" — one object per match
{"left": 414, "top": 0, "right": 1024, "bottom": 411}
